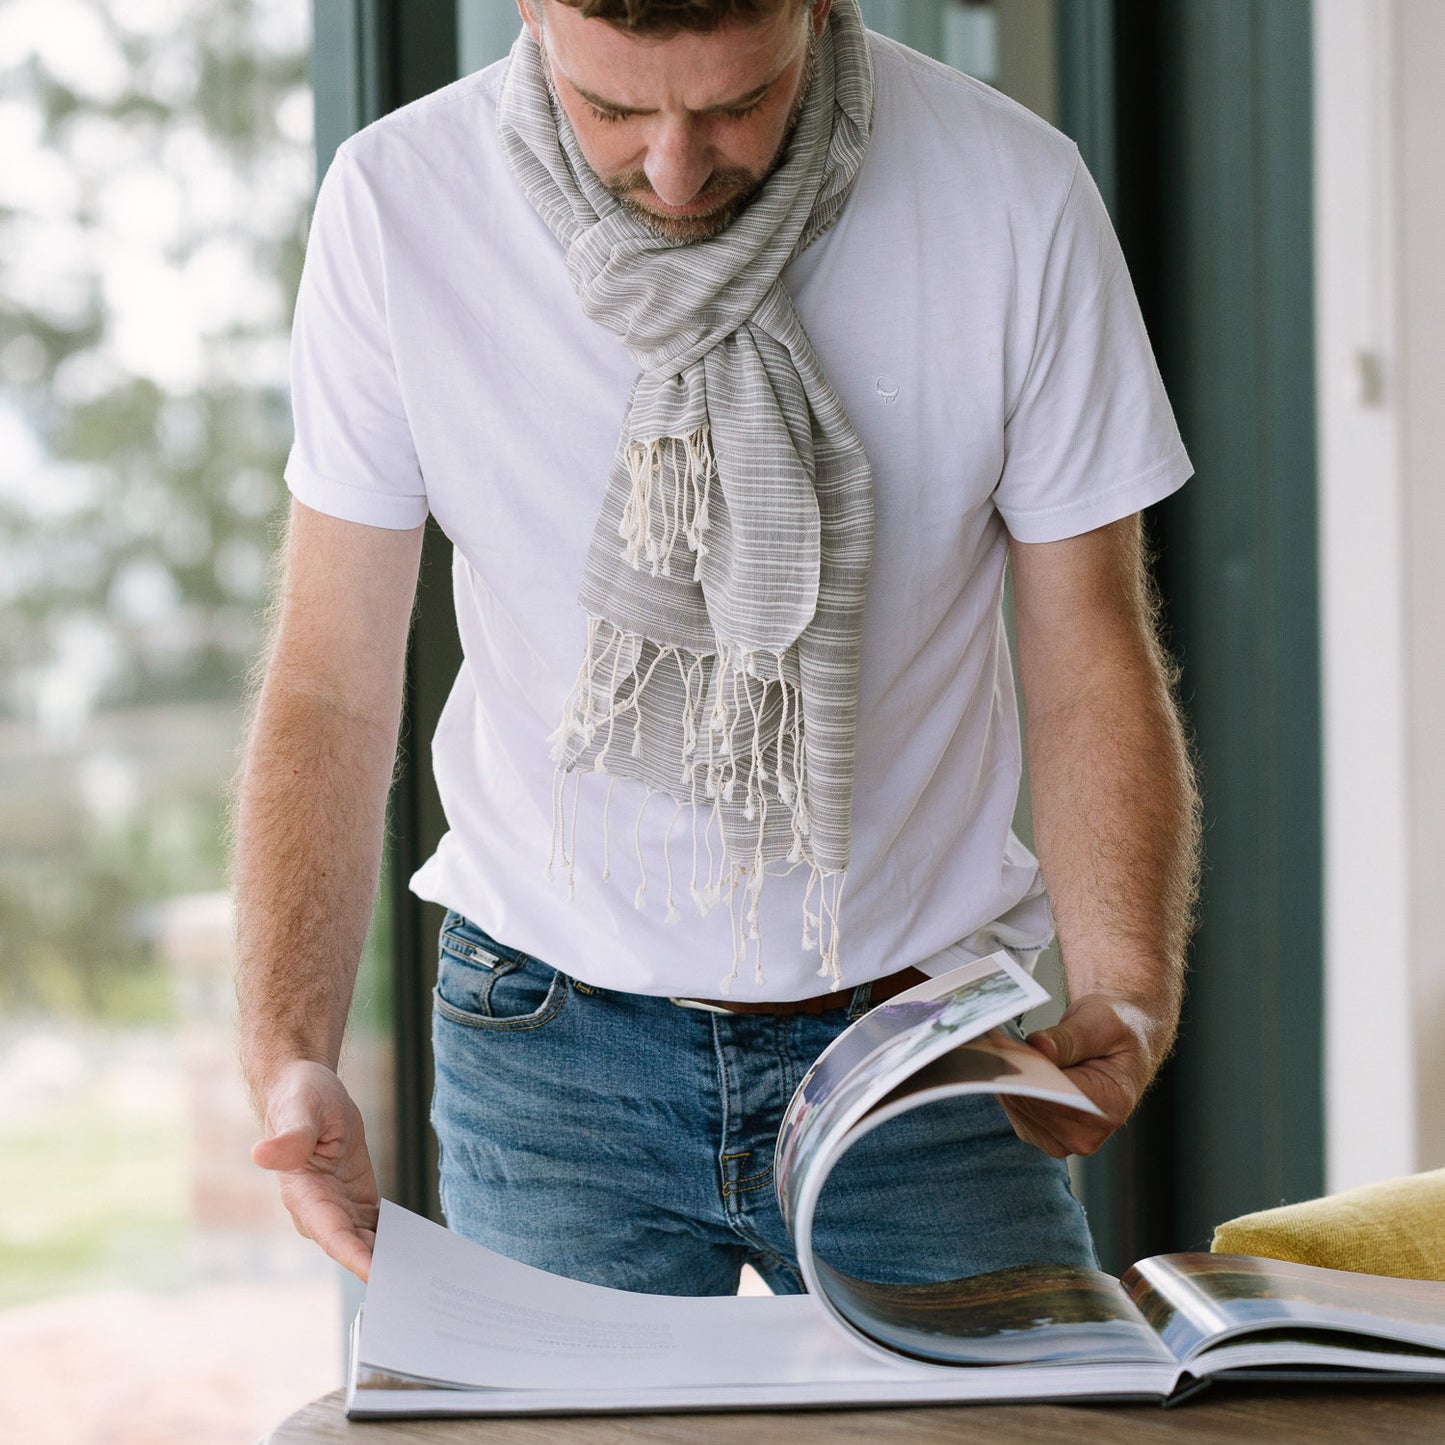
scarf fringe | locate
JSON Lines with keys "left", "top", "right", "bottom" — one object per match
{"left": 548, "top": 616, "right": 843, "bottom": 990}
{"left": 618, "top": 430, "right": 714, "bottom": 581}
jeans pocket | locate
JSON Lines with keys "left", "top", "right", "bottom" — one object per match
{"left": 433, "top": 913, "right": 567, "bottom": 1031}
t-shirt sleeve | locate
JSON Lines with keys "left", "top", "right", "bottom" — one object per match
{"left": 283, "top": 145, "right": 430, "bottom": 530}
{"left": 993, "top": 150, "right": 1191, "bottom": 543}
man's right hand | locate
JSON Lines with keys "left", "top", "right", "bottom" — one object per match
{"left": 252, "top": 1059, "right": 379, "bottom": 1282}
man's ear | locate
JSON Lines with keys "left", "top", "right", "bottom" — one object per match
{"left": 811, "top": 0, "right": 833, "bottom": 37}
{"left": 518, "top": 0, "right": 542, "bottom": 43}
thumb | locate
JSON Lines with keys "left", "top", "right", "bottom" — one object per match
{"left": 252, "top": 1103, "right": 323, "bottom": 1173}
{"left": 1026, "top": 1018, "right": 1083, "bottom": 1068}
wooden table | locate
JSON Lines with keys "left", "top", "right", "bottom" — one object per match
{"left": 267, "top": 1384, "right": 1445, "bottom": 1442}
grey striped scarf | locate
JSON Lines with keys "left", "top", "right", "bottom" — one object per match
{"left": 498, "top": 1, "right": 875, "bottom": 985}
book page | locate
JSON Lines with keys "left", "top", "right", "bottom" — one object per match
{"left": 1124, "top": 1252, "right": 1445, "bottom": 1363}
{"left": 810, "top": 1260, "right": 1175, "bottom": 1367}
{"left": 349, "top": 1203, "right": 1183, "bottom": 1416}
{"left": 772, "top": 953, "right": 1104, "bottom": 1360}
{"left": 867, "top": 1027, "right": 1105, "bottom": 1122}
{"left": 358, "top": 1201, "right": 971, "bottom": 1394}
{"left": 774, "top": 952, "right": 1053, "bottom": 1238}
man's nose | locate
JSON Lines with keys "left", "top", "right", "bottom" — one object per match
{"left": 643, "top": 120, "right": 713, "bottom": 206}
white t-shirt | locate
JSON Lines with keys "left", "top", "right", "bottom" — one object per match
{"left": 284, "top": 33, "right": 1191, "bottom": 1000}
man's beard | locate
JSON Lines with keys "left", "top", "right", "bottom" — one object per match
{"left": 607, "top": 164, "right": 769, "bottom": 243}
{"left": 604, "top": 32, "right": 819, "bottom": 244}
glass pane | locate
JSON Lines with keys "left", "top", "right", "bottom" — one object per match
{"left": 0, "top": 1, "right": 362, "bottom": 1439}
{"left": 861, "top": 0, "right": 1059, "bottom": 122}
{"left": 457, "top": 0, "right": 521, "bottom": 73}
{"left": 989, "top": 0, "right": 1059, "bottom": 125}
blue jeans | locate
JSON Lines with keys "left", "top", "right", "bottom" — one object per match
{"left": 430, "top": 911, "right": 1097, "bottom": 1297}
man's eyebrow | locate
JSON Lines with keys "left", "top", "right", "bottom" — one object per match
{"left": 566, "top": 70, "right": 784, "bottom": 117}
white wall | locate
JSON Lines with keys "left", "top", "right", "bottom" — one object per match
{"left": 1315, "top": 0, "right": 1445, "bottom": 1190}
{"left": 1396, "top": 0, "right": 1445, "bottom": 1175}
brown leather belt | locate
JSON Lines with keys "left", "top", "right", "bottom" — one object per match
{"left": 670, "top": 966, "right": 931, "bottom": 1017}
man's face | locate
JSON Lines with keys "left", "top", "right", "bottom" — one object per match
{"left": 520, "top": 0, "right": 832, "bottom": 243}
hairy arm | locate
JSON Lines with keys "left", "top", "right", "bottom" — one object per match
{"left": 233, "top": 498, "right": 423, "bottom": 1276}
{"left": 1005, "top": 514, "right": 1200, "bottom": 1156}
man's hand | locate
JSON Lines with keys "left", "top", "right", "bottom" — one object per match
{"left": 1002, "top": 992, "right": 1171, "bottom": 1158}
{"left": 252, "top": 1059, "right": 379, "bottom": 1281}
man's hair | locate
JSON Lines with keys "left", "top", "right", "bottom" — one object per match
{"left": 547, "top": 0, "right": 812, "bottom": 34}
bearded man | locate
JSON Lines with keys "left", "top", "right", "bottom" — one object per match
{"left": 236, "top": 0, "right": 1199, "bottom": 1296}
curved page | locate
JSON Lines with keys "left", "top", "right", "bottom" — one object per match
{"left": 774, "top": 953, "right": 1049, "bottom": 1234}
{"left": 774, "top": 953, "right": 1107, "bottom": 1362}
{"left": 810, "top": 1260, "right": 1175, "bottom": 1367}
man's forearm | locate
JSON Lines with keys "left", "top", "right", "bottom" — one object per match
{"left": 1024, "top": 641, "right": 1199, "bottom": 1053}
{"left": 998, "top": 519, "right": 1199, "bottom": 1155}
{"left": 1011, "top": 519, "right": 1201, "bottom": 1060}
{"left": 233, "top": 673, "right": 399, "bottom": 1109}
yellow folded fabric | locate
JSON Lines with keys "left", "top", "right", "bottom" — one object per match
{"left": 1211, "top": 1168, "right": 1445, "bottom": 1281}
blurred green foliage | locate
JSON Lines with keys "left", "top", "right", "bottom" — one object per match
{"left": 0, "top": 0, "right": 307, "bottom": 711}
{"left": 0, "top": 0, "right": 312, "bottom": 1020}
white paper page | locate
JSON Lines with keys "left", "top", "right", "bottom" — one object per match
{"left": 1129, "top": 1252, "right": 1445, "bottom": 1363}
{"left": 360, "top": 1201, "right": 974, "bottom": 1393}
{"left": 774, "top": 952, "right": 1050, "bottom": 1235}
{"left": 860, "top": 1030, "right": 1104, "bottom": 1131}
{"left": 1197, "top": 1340, "right": 1445, "bottom": 1376}
{"left": 348, "top": 1365, "right": 1182, "bottom": 1419}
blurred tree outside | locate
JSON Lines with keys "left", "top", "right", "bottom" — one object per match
{"left": 0, "top": 6, "right": 404, "bottom": 1436}
{"left": 0, "top": 0, "right": 310, "bottom": 1020}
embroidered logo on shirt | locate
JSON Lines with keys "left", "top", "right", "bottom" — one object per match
{"left": 875, "top": 376, "right": 900, "bottom": 404}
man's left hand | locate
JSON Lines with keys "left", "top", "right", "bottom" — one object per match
{"left": 1002, "top": 992, "right": 1172, "bottom": 1157}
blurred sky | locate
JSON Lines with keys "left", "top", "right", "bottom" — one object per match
{"left": 0, "top": 0, "right": 311, "bottom": 503}
{"left": 0, "top": 0, "right": 312, "bottom": 725}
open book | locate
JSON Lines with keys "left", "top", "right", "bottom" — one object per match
{"left": 346, "top": 954, "right": 1445, "bottom": 1417}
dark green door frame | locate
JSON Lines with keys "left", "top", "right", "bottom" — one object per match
{"left": 311, "top": 0, "right": 460, "bottom": 177}
{"left": 1055, "top": 0, "right": 1323, "bottom": 1270}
